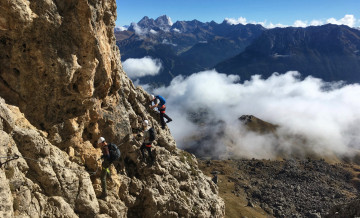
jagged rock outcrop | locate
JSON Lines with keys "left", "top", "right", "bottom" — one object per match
{"left": 0, "top": 0, "right": 224, "bottom": 217}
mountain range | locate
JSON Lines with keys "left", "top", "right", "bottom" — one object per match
{"left": 116, "top": 15, "right": 265, "bottom": 85}
{"left": 216, "top": 24, "right": 360, "bottom": 82}
{"left": 116, "top": 15, "right": 360, "bottom": 85}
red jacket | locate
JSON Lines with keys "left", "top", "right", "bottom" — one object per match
{"left": 101, "top": 145, "right": 110, "bottom": 160}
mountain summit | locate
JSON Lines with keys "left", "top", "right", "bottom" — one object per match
{"left": 155, "top": 15, "right": 173, "bottom": 30}
{"left": 129, "top": 15, "right": 173, "bottom": 32}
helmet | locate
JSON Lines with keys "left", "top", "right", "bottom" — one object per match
{"left": 150, "top": 94, "right": 155, "bottom": 100}
{"left": 143, "top": 120, "right": 149, "bottom": 126}
{"left": 97, "top": 137, "right": 105, "bottom": 144}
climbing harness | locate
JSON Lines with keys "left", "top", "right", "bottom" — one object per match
{"left": 103, "top": 167, "right": 110, "bottom": 174}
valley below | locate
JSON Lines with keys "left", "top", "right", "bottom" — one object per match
{"left": 198, "top": 157, "right": 360, "bottom": 218}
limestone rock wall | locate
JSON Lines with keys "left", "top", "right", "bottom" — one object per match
{"left": 0, "top": 0, "right": 224, "bottom": 217}
{"left": 0, "top": 98, "right": 102, "bottom": 217}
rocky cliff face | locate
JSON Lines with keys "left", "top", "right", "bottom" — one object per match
{"left": 0, "top": 0, "right": 224, "bottom": 217}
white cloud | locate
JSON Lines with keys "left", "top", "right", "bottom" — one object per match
{"left": 327, "top": 14, "right": 356, "bottom": 27}
{"left": 264, "top": 22, "right": 287, "bottom": 28}
{"left": 122, "top": 56, "right": 162, "bottom": 79}
{"left": 162, "top": 39, "right": 177, "bottom": 46}
{"left": 293, "top": 20, "right": 307, "bottom": 28}
{"left": 150, "top": 29, "right": 158, "bottom": 34}
{"left": 167, "top": 17, "right": 173, "bottom": 26}
{"left": 224, "top": 14, "right": 359, "bottom": 29}
{"left": 172, "top": 28, "right": 181, "bottom": 33}
{"left": 132, "top": 22, "right": 148, "bottom": 36}
{"left": 146, "top": 70, "right": 360, "bottom": 159}
{"left": 310, "top": 20, "right": 324, "bottom": 26}
{"left": 293, "top": 14, "right": 357, "bottom": 27}
{"left": 115, "top": 26, "right": 128, "bottom": 31}
{"left": 225, "top": 17, "right": 247, "bottom": 25}
{"left": 226, "top": 18, "right": 288, "bottom": 29}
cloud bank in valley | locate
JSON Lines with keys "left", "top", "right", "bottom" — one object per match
{"left": 147, "top": 70, "right": 360, "bottom": 159}
{"left": 115, "top": 26, "right": 128, "bottom": 31}
{"left": 225, "top": 14, "right": 359, "bottom": 28}
{"left": 122, "top": 56, "right": 162, "bottom": 79}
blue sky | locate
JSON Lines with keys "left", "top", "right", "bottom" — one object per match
{"left": 115, "top": 0, "right": 360, "bottom": 28}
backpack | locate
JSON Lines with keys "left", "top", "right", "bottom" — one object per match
{"left": 156, "top": 95, "right": 166, "bottom": 105}
{"left": 108, "top": 143, "right": 121, "bottom": 161}
{"left": 149, "top": 128, "right": 156, "bottom": 141}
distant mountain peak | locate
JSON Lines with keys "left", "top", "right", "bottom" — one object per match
{"left": 132, "top": 15, "right": 173, "bottom": 32}
{"left": 139, "top": 16, "right": 150, "bottom": 22}
{"left": 137, "top": 16, "right": 156, "bottom": 28}
{"left": 155, "top": 15, "right": 173, "bottom": 26}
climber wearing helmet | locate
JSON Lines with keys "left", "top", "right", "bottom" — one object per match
{"left": 149, "top": 94, "right": 172, "bottom": 129}
{"left": 139, "top": 120, "right": 155, "bottom": 163}
{"left": 97, "top": 137, "right": 120, "bottom": 199}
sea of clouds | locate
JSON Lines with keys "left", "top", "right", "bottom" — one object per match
{"left": 119, "top": 13, "right": 360, "bottom": 159}
{"left": 137, "top": 69, "right": 360, "bottom": 159}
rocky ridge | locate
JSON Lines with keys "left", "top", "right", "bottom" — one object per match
{"left": 215, "top": 24, "right": 360, "bottom": 83}
{"left": 0, "top": 0, "right": 224, "bottom": 217}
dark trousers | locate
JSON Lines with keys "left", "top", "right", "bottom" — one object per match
{"left": 159, "top": 110, "right": 172, "bottom": 129}
{"left": 140, "top": 143, "right": 153, "bottom": 161}
{"left": 101, "top": 159, "right": 111, "bottom": 195}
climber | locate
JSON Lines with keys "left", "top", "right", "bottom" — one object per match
{"left": 97, "top": 137, "right": 121, "bottom": 199}
{"left": 139, "top": 120, "right": 155, "bottom": 163}
{"left": 149, "top": 94, "right": 172, "bottom": 129}
{"left": 212, "top": 174, "right": 218, "bottom": 185}
{"left": 211, "top": 171, "right": 218, "bottom": 185}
